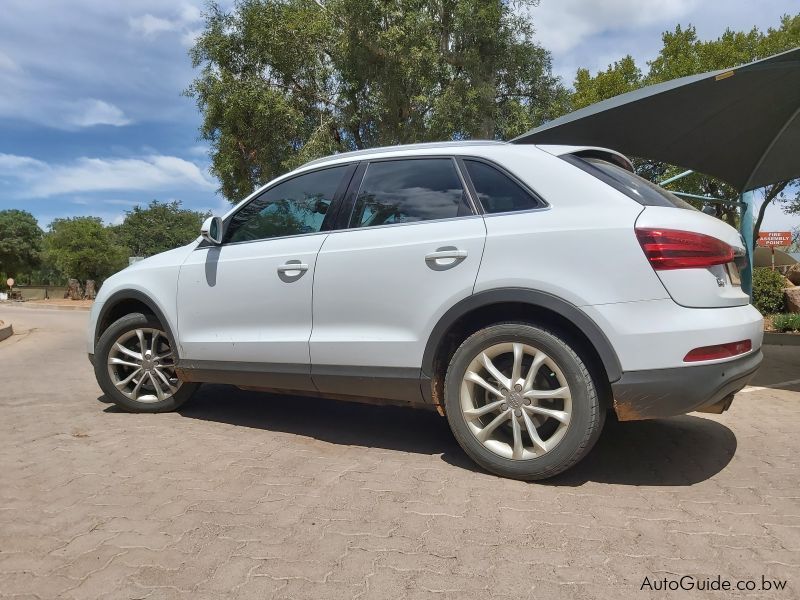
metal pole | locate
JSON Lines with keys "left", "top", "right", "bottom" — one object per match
{"left": 659, "top": 170, "right": 694, "bottom": 186}
{"left": 740, "top": 190, "right": 755, "bottom": 297}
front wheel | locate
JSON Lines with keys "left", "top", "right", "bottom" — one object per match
{"left": 94, "top": 312, "right": 197, "bottom": 413}
{"left": 444, "top": 323, "right": 605, "bottom": 480}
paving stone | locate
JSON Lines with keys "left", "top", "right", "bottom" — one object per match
{"left": 1, "top": 307, "right": 799, "bottom": 600}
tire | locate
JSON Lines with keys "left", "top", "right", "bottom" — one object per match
{"left": 94, "top": 312, "right": 198, "bottom": 413}
{"left": 444, "top": 322, "right": 605, "bottom": 480}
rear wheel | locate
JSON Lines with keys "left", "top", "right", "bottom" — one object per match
{"left": 95, "top": 312, "right": 197, "bottom": 412}
{"left": 444, "top": 323, "right": 605, "bottom": 480}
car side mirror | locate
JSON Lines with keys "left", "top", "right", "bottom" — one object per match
{"left": 200, "top": 216, "right": 223, "bottom": 245}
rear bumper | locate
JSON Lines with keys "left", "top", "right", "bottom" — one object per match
{"left": 611, "top": 350, "right": 762, "bottom": 421}
{"left": 582, "top": 300, "right": 763, "bottom": 371}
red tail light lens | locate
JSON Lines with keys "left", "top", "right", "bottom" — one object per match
{"left": 684, "top": 340, "right": 752, "bottom": 362}
{"left": 635, "top": 228, "right": 734, "bottom": 270}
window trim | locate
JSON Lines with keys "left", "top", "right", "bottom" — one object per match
{"left": 456, "top": 156, "right": 550, "bottom": 217}
{"left": 341, "top": 155, "right": 480, "bottom": 231}
{"left": 198, "top": 162, "right": 358, "bottom": 249}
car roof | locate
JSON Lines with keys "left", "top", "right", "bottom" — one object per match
{"left": 301, "top": 140, "right": 508, "bottom": 168}
{"left": 296, "top": 140, "right": 632, "bottom": 172}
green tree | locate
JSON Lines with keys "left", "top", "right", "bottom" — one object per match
{"left": 43, "top": 217, "right": 128, "bottom": 282}
{"left": 0, "top": 209, "right": 43, "bottom": 279}
{"left": 111, "top": 200, "right": 210, "bottom": 257}
{"left": 187, "top": 0, "right": 569, "bottom": 202}
{"left": 572, "top": 56, "right": 641, "bottom": 110}
{"left": 568, "top": 15, "right": 800, "bottom": 229}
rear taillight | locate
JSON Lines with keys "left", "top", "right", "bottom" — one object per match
{"left": 684, "top": 340, "right": 752, "bottom": 362}
{"left": 635, "top": 228, "right": 734, "bottom": 270}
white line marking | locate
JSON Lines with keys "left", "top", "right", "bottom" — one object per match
{"left": 740, "top": 378, "right": 800, "bottom": 393}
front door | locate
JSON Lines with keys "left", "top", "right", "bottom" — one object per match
{"left": 176, "top": 164, "right": 352, "bottom": 390}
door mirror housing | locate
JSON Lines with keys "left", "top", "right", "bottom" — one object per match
{"left": 200, "top": 216, "right": 223, "bottom": 245}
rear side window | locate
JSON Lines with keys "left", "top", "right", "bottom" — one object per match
{"left": 350, "top": 159, "right": 471, "bottom": 227}
{"left": 567, "top": 156, "right": 696, "bottom": 210}
{"left": 463, "top": 159, "right": 543, "bottom": 213}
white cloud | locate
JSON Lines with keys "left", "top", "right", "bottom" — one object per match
{"left": 0, "top": 0, "right": 213, "bottom": 129}
{"left": 129, "top": 14, "right": 178, "bottom": 37}
{"left": 0, "top": 152, "right": 215, "bottom": 198}
{"left": 0, "top": 154, "right": 47, "bottom": 170}
{"left": 129, "top": 4, "right": 204, "bottom": 41}
{"left": 180, "top": 4, "right": 202, "bottom": 24}
{"left": 0, "top": 50, "right": 19, "bottom": 72}
{"left": 181, "top": 28, "right": 203, "bottom": 48}
{"left": 65, "top": 99, "right": 131, "bottom": 127}
{"left": 187, "top": 144, "right": 210, "bottom": 157}
{"left": 530, "top": 0, "right": 799, "bottom": 84}
{"left": 531, "top": 0, "right": 699, "bottom": 54}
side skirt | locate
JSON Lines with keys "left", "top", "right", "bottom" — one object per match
{"left": 175, "top": 360, "right": 428, "bottom": 407}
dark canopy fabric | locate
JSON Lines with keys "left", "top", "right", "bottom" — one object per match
{"left": 512, "top": 48, "right": 800, "bottom": 192}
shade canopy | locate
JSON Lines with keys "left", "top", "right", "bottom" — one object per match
{"left": 513, "top": 48, "right": 800, "bottom": 192}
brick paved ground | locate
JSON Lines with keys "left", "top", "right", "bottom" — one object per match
{"left": 1, "top": 306, "right": 798, "bottom": 599}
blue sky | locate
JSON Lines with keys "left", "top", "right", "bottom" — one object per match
{"left": 0, "top": 0, "right": 797, "bottom": 230}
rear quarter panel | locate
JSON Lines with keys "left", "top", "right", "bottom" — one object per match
{"left": 473, "top": 148, "right": 669, "bottom": 306}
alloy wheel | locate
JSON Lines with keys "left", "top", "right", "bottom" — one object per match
{"left": 106, "top": 328, "right": 181, "bottom": 403}
{"left": 460, "top": 342, "right": 572, "bottom": 460}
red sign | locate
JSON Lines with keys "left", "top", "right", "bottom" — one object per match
{"left": 757, "top": 231, "right": 792, "bottom": 247}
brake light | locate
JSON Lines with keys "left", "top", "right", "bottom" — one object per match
{"left": 684, "top": 340, "right": 752, "bottom": 362}
{"left": 635, "top": 228, "right": 734, "bottom": 270}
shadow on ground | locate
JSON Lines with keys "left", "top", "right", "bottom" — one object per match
{"left": 747, "top": 345, "right": 800, "bottom": 392}
{"left": 105, "top": 383, "right": 737, "bottom": 487}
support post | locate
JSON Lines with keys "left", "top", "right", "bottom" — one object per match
{"left": 740, "top": 190, "right": 755, "bottom": 297}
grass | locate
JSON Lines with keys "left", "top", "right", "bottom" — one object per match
{"left": 771, "top": 313, "right": 800, "bottom": 333}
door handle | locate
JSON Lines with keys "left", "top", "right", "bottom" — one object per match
{"left": 425, "top": 247, "right": 468, "bottom": 271}
{"left": 425, "top": 249, "right": 468, "bottom": 261}
{"left": 277, "top": 261, "right": 309, "bottom": 274}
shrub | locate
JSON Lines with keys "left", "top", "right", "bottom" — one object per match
{"left": 752, "top": 267, "right": 786, "bottom": 315}
{"left": 771, "top": 313, "right": 800, "bottom": 333}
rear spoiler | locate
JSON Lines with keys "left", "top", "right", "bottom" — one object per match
{"left": 536, "top": 145, "right": 635, "bottom": 173}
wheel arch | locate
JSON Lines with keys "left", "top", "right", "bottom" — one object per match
{"left": 94, "top": 290, "right": 179, "bottom": 357}
{"left": 421, "top": 289, "right": 622, "bottom": 403}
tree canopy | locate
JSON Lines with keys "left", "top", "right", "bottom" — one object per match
{"left": 0, "top": 209, "right": 43, "bottom": 279}
{"left": 570, "top": 14, "right": 800, "bottom": 229}
{"left": 112, "top": 200, "right": 210, "bottom": 257}
{"left": 187, "top": 0, "right": 569, "bottom": 202}
{"left": 43, "top": 217, "right": 128, "bottom": 282}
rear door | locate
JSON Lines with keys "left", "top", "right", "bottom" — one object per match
{"left": 310, "top": 157, "right": 486, "bottom": 400}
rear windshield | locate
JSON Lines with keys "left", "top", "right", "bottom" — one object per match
{"left": 565, "top": 155, "right": 696, "bottom": 210}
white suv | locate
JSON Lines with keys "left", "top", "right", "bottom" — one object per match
{"left": 88, "top": 141, "right": 763, "bottom": 480}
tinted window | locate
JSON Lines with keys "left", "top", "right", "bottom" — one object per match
{"left": 569, "top": 156, "right": 696, "bottom": 210}
{"left": 351, "top": 159, "right": 471, "bottom": 227}
{"left": 464, "top": 160, "right": 542, "bottom": 213}
{"left": 225, "top": 166, "right": 347, "bottom": 243}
